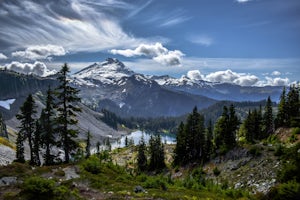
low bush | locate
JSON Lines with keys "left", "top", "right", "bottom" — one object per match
{"left": 213, "top": 167, "right": 221, "bottom": 176}
{"left": 22, "top": 176, "right": 55, "bottom": 199}
{"left": 82, "top": 156, "right": 101, "bottom": 174}
{"left": 267, "top": 181, "right": 300, "bottom": 200}
{"left": 274, "top": 144, "right": 284, "bottom": 157}
{"left": 291, "top": 127, "right": 300, "bottom": 135}
{"left": 143, "top": 176, "right": 167, "bottom": 191}
{"left": 249, "top": 146, "right": 261, "bottom": 157}
{"left": 22, "top": 176, "right": 77, "bottom": 200}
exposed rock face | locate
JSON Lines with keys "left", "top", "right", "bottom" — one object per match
{"left": 0, "top": 176, "right": 18, "bottom": 186}
{"left": 205, "top": 145, "right": 281, "bottom": 194}
{"left": 0, "top": 144, "right": 15, "bottom": 166}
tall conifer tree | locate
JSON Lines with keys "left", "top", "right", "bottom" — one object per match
{"left": 263, "top": 96, "right": 274, "bottom": 138}
{"left": 137, "top": 135, "right": 147, "bottom": 172}
{"left": 16, "top": 94, "right": 37, "bottom": 165}
{"left": 55, "top": 63, "right": 81, "bottom": 163}
{"left": 40, "top": 87, "right": 57, "bottom": 165}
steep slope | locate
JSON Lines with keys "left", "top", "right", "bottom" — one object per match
{"left": 0, "top": 70, "right": 58, "bottom": 120}
{"left": 0, "top": 70, "right": 123, "bottom": 147}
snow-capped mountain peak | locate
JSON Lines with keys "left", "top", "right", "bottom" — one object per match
{"left": 72, "top": 58, "right": 134, "bottom": 86}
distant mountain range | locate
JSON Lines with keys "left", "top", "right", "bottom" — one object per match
{"left": 151, "top": 74, "right": 283, "bottom": 102}
{"left": 0, "top": 58, "right": 283, "bottom": 119}
{"left": 71, "top": 58, "right": 282, "bottom": 117}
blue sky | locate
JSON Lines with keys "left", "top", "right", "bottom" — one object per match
{"left": 0, "top": 0, "right": 299, "bottom": 86}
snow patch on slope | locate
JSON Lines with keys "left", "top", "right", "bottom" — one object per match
{"left": 0, "top": 99, "right": 15, "bottom": 110}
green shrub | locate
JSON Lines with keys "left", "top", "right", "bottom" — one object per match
{"left": 54, "top": 169, "right": 65, "bottom": 177}
{"left": 223, "top": 188, "right": 244, "bottom": 199}
{"left": 278, "top": 162, "right": 299, "bottom": 183}
{"left": 213, "top": 167, "right": 221, "bottom": 176}
{"left": 82, "top": 156, "right": 101, "bottom": 174}
{"left": 22, "top": 176, "right": 55, "bottom": 199}
{"left": 136, "top": 173, "right": 148, "bottom": 182}
{"left": 249, "top": 146, "right": 261, "bottom": 157}
{"left": 53, "top": 185, "right": 73, "bottom": 200}
{"left": 289, "top": 133, "right": 298, "bottom": 143}
{"left": 291, "top": 127, "right": 300, "bottom": 135}
{"left": 191, "top": 167, "right": 206, "bottom": 186}
{"left": 268, "top": 181, "right": 300, "bottom": 200}
{"left": 143, "top": 176, "right": 167, "bottom": 191}
{"left": 274, "top": 144, "right": 284, "bottom": 157}
{"left": 22, "top": 176, "right": 78, "bottom": 200}
{"left": 267, "top": 135, "right": 279, "bottom": 144}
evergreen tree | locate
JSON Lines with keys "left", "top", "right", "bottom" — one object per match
{"left": 214, "top": 105, "right": 239, "bottom": 153}
{"left": 149, "top": 135, "right": 165, "bottom": 171}
{"left": 263, "top": 96, "right": 274, "bottom": 138}
{"left": 40, "top": 87, "right": 56, "bottom": 165}
{"left": 185, "top": 107, "right": 206, "bottom": 163}
{"left": 276, "top": 87, "right": 288, "bottom": 128}
{"left": 16, "top": 94, "right": 37, "bottom": 165}
{"left": 227, "top": 104, "right": 239, "bottom": 148}
{"left": 205, "top": 120, "right": 213, "bottom": 161}
{"left": 286, "top": 85, "right": 300, "bottom": 127}
{"left": 104, "top": 138, "right": 112, "bottom": 151}
{"left": 55, "top": 63, "right": 81, "bottom": 163}
{"left": 0, "top": 112, "right": 8, "bottom": 138}
{"left": 32, "top": 121, "right": 41, "bottom": 166}
{"left": 96, "top": 141, "right": 101, "bottom": 155}
{"left": 137, "top": 135, "right": 147, "bottom": 172}
{"left": 85, "top": 131, "right": 91, "bottom": 158}
{"left": 125, "top": 136, "right": 128, "bottom": 147}
{"left": 173, "top": 107, "right": 209, "bottom": 166}
{"left": 15, "top": 131, "right": 25, "bottom": 163}
{"left": 173, "top": 122, "right": 187, "bottom": 165}
{"left": 244, "top": 108, "right": 262, "bottom": 143}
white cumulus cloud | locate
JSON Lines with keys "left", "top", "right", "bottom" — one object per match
{"left": 4, "top": 61, "right": 57, "bottom": 77}
{"left": 271, "top": 71, "right": 281, "bottom": 76}
{"left": 204, "top": 69, "right": 259, "bottom": 86}
{"left": 205, "top": 70, "right": 240, "bottom": 83}
{"left": 111, "top": 43, "right": 184, "bottom": 66}
{"left": 264, "top": 77, "right": 290, "bottom": 86}
{"left": 186, "top": 70, "right": 204, "bottom": 81}
{"left": 12, "top": 45, "right": 66, "bottom": 60}
{"left": 0, "top": 53, "right": 8, "bottom": 60}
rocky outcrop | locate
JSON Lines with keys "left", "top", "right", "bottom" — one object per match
{"left": 0, "top": 144, "right": 15, "bottom": 165}
{"left": 205, "top": 145, "right": 281, "bottom": 194}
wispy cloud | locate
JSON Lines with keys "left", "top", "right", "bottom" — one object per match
{"left": 236, "top": 0, "right": 252, "bottom": 3}
{"left": 160, "top": 16, "right": 190, "bottom": 27}
{"left": 0, "top": 53, "right": 8, "bottom": 60}
{"left": 146, "top": 9, "right": 190, "bottom": 27}
{"left": 0, "top": 0, "right": 148, "bottom": 53}
{"left": 111, "top": 43, "right": 184, "bottom": 66}
{"left": 241, "top": 21, "right": 271, "bottom": 28}
{"left": 127, "top": 0, "right": 153, "bottom": 18}
{"left": 187, "top": 35, "right": 214, "bottom": 46}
